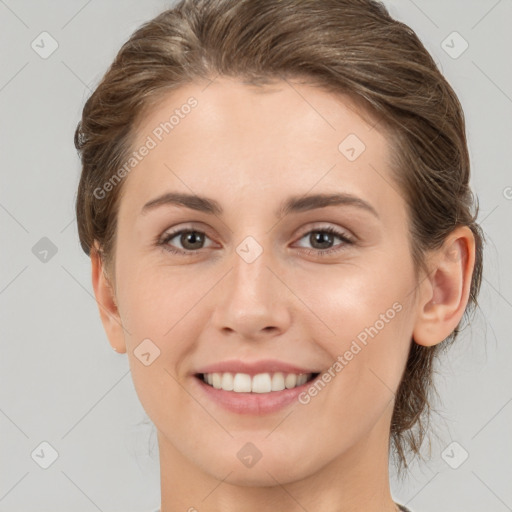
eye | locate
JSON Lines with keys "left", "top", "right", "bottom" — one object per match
{"left": 158, "top": 228, "right": 214, "bottom": 256}
{"left": 294, "top": 226, "right": 354, "bottom": 257}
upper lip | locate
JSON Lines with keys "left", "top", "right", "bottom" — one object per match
{"left": 194, "top": 359, "right": 321, "bottom": 376}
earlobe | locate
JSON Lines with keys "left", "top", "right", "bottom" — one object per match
{"left": 412, "top": 226, "right": 476, "bottom": 347}
{"left": 90, "top": 242, "right": 127, "bottom": 354}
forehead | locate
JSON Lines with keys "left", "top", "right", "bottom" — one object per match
{"left": 120, "top": 77, "right": 401, "bottom": 221}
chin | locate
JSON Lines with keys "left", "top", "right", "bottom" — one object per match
{"left": 197, "top": 447, "right": 315, "bottom": 487}
{"left": 217, "top": 464, "right": 308, "bottom": 488}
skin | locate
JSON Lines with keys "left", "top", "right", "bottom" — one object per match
{"left": 91, "top": 77, "right": 475, "bottom": 512}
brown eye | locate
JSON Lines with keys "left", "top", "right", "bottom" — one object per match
{"left": 309, "top": 230, "right": 336, "bottom": 250}
{"left": 159, "top": 229, "right": 212, "bottom": 255}
{"left": 295, "top": 226, "right": 354, "bottom": 257}
{"left": 177, "top": 231, "right": 205, "bottom": 250}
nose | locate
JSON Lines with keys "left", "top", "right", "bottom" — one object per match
{"left": 210, "top": 241, "right": 292, "bottom": 340}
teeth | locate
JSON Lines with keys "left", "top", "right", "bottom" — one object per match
{"left": 233, "top": 373, "right": 252, "bottom": 392}
{"left": 201, "top": 372, "right": 314, "bottom": 393}
{"left": 271, "top": 372, "right": 285, "bottom": 391}
{"left": 285, "top": 373, "right": 297, "bottom": 389}
{"left": 252, "top": 373, "right": 272, "bottom": 393}
{"left": 212, "top": 373, "right": 222, "bottom": 389}
{"left": 221, "top": 372, "right": 234, "bottom": 391}
{"left": 297, "top": 374, "right": 308, "bottom": 386}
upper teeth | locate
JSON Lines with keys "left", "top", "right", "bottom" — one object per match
{"left": 202, "top": 372, "right": 312, "bottom": 393}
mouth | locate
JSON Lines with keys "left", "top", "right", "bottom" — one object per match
{"left": 191, "top": 359, "right": 324, "bottom": 414}
{"left": 195, "top": 371, "right": 320, "bottom": 393}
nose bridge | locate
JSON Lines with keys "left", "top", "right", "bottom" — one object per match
{"left": 212, "top": 234, "right": 290, "bottom": 336}
{"left": 234, "top": 238, "right": 271, "bottom": 295}
{"left": 229, "top": 235, "right": 276, "bottom": 308}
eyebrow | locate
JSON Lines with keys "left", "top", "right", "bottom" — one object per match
{"left": 140, "top": 191, "right": 379, "bottom": 219}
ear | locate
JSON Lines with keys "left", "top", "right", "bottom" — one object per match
{"left": 412, "top": 226, "right": 476, "bottom": 347}
{"left": 90, "top": 242, "right": 127, "bottom": 354}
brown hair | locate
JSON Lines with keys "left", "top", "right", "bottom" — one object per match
{"left": 74, "top": 0, "right": 484, "bottom": 476}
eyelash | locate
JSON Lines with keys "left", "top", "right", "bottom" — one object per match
{"left": 157, "top": 226, "right": 354, "bottom": 258}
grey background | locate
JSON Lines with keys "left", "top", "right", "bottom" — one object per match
{"left": 0, "top": 1, "right": 510, "bottom": 511}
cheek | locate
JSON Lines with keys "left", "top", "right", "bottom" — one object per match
{"left": 118, "top": 270, "right": 197, "bottom": 422}
{"left": 117, "top": 261, "right": 192, "bottom": 341}
{"left": 116, "top": 266, "right": 206, "bottom": 387}
{"left": 301, "top": 253, "right": 414, "bottom": 386}
{"left": 304, "top": 259, "right": 410, "bottom": 337}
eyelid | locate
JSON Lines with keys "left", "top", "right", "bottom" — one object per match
{"left": 294, "top": 222, "right": 354, "bottom": 241}
{"left": 158, "top": 222, "right": 215, "bottom": 241}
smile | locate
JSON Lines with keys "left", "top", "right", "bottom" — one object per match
{"left": 193, "top": 371, "right": 323, "bottom": 415}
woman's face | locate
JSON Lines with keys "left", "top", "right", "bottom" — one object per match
{"left": 106, "top": 77, "right": 420, "bottom": 485}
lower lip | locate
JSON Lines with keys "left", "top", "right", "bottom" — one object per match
{"left": 193, "top": 375, "right": 318, "bottom": 415}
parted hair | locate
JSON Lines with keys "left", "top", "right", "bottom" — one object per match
{"left": 74, "top": 0, "right": 484, "bottom": 476}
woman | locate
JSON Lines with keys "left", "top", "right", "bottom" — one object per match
{"left": 74, "top": 0, "right": 484, "bottom": 510}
